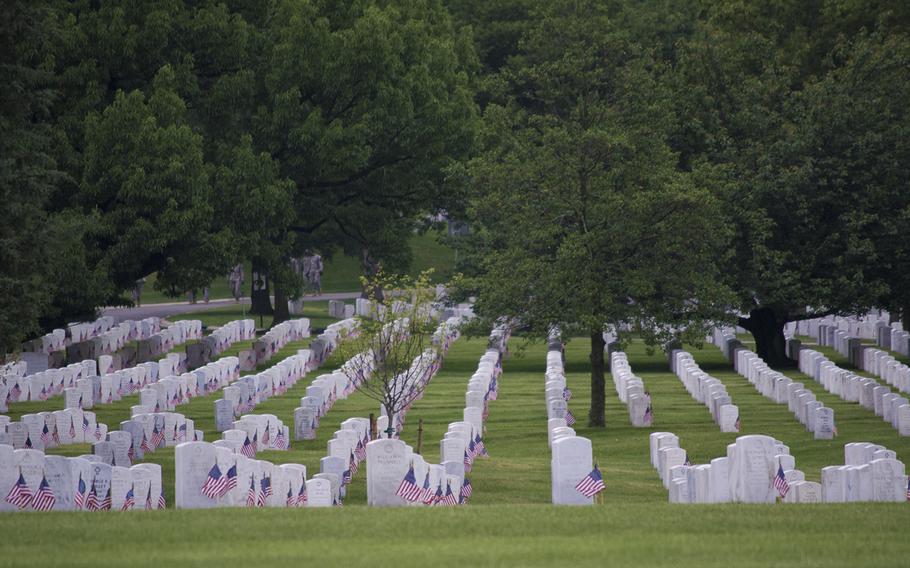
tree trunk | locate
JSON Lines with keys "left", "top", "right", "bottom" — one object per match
{"left": 361, "top": 247, "right": 383, "bottom": 301}
{"left": 384, "top": 403, "right": 396, "bottom": 439}
{"left": 902, "top": 306, "right": 910, "bottom": 334}
{"left": 249, "top": 257, "right": 273, "bottom": 315}
{"left": 589, "top": 330, "right": 606, "bottom": 427}
{"left": 272, "top": 278, "right": 290, "bottom": 325}
{"left": 739, "top": 306, "right": 793, "bottom": 368}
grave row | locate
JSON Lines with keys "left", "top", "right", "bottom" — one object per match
{"left": 1, "top": 359, "right": 98, "bottom": 410}
{"left": 250, "top": 319, "right": 311, "bottom": 368}
{"left": 66, "top": 317, "right": 163, "bottom": 365}
{"left": 798, "top": 349, "right": 910, "bottom": 436}
{"left": 0, "top": 445, "right": 164, "bottom": 512}
{"left": 671, "top": 350, "right": 739, "bottom": 432}
{"left": 317, "top": 417, "right": 370, "bottom": 504}
{"left": 218, "top": 414, "right": 290, "bottom": 461}
{"left": 215, "top": 350, "right": 311, "bottom": 432}
{"left": 129, "top": 356, "right": 240, "bottom": 418}
{"left": 822, "top": 442, "right": 907, "bottom": 502}
{"left": 788, "top": 311, "right": 888, "bottom": 343}
{"left": 185, "top": 318, "right": 256, "bottom": 369}
{"left": 123, "top": 411, "right": 202, "bottom": 459}
{"left": 858, "top": 347, "right": 910, "bottom": 394}
{"left": 610, "top": 351, "right": 653, "bottom": 427}
{"left": 545, "top": 339, "right": 602, "bottom": 505}
{"left": 328, "top": 300, "right": 355, "bottom": 319}
{"left": 1, "top": 409, "right": 108, "bottom": 451}
{"left": 174, "top": 441, "right": 331, "bottom": 508}
{"left": 303, "top": 318, "right": 357, "bottom": 372}
{"left": 650, "top": 432, "right": 815, "bottom": 503}
{"left": 136, "top": 320, "right": 204, "bottom": 363}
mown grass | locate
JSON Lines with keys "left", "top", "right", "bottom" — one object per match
{"left": 2, "top": 334, "right": 909, "bottom": 567}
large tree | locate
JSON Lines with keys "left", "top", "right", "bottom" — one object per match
{"left": 458, "top": 1, "right": 731, "bottom": 426}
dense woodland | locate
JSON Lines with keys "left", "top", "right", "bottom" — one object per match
{"left": 2, "top": 1, "right": 909, "bottom": 424}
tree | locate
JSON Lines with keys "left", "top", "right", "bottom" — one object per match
{"left": 457, "top": 1, "right": 731, "bottom": 426}
{"left": 335, "top": 272, "right": 444, "bottom": 438}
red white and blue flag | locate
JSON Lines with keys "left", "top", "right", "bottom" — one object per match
{"left": 158, "top": 486, "right": 166, "bottom": 510}
{"left": 459, "top": 477, "right": 472, "bottom": 504}
{"left": 241, "top": 435, "right": 255, "bottom": 458}
{"left": 565, "top": 409, "right": 577, "bottom": 427}
{"left": 145, "top": 486, "right": 154, "bottom": 510}
{"left": 773, "top": 464, "right": 790, "bottom": 498}
{"left": 296, "top": 481, "right": 308, "bottom": 507}
{"left": 74, "top": 474, "right": 87, "bottom": 510}
{"left": 222, "top": 464, "right": 238, "bottom": 497}
{"left": 5, "top": 472, "right": 33, "bottom": 510}
{"left": 395, "top": 465, "right": 423, "bottom": 502}
{"left": 85, "top": 481, "right": 99, "bottom": 511}
{"left": 121, "top": 485, "right": 135, "bottom": 511}
{"left": 440, "top": 482, "right": 457, "bottom": 506}
{"left": 575, "top": 465, "right": 606, "bottom": 498}
{"left": 140, "top": 431, "right": 152, "bottom": 453}
{"left": 246, "top": 477, "right": 256, "bottom": 508}
{"left": 31, "top": 475, "right": 56, "bottom": 511}
{"left": 201, "top": 464, "right": 226, "bottom": 499}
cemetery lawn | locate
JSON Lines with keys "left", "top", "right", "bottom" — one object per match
{"left": 139, "top": 230, "right": 455, "bottom": 303}
{"left": 4, "top": 336, "right": 909, "bottom": 566}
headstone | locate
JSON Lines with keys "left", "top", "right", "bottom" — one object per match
{"left": 174, "top": 442, "right": 219, "bottom": 509}
{"left": 551, "top": 436, "right": 594, "bottom": 505}
{"left": 366, "top": 438, "right": 409, "bottom": 507}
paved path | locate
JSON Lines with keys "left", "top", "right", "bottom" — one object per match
{"left": 100, "top": 292, "right": 361, "bottom": 323}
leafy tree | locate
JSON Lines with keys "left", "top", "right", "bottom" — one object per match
{"left": 458, "top": 1, "right": 731, "bottom": 426}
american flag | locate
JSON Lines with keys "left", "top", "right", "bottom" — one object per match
{"left": 563, "top": 387, "right": 572, "bottom": 401}
{"left": 906, "top": 478, "right": 910, "bottom": 502}
{"left": 127, "top": 439, "right": 135, "bottom": 462}
{"left": 82, "top": 416, "right": 90, "bottom": 434}
{"left": 69, "top": 419, "right": 76, "bottom": 440}
{"left": 222, "top": 464, "right": 238, "bottom": 497}
{"left": 735, "top": 415, "right": 741, "bottom": 432}
{"left": 10, "top": 382, "right": 21, "bottom": 402}
{"left": 145, "top": 486, "right": 154, "bottom": 510}
{"left": 644, "top": 404, "right": 653, "bottom": 426}
{"left": 241, "top": 435, "right": 256, "bottom": 458}
{"left": 440, "top": 482, "right": 457, "bottom": 506}
{"left": 575, "top": 465, "right": 606, "bottom": 498}
{"left": 74, "top": 474, "right": 87, "bottom": 510}
{"left": 395, "top": 465, "right": 423, "bottom": 502}
{"left": 85, "top": 481, "right": 100, "bottom": 511}
{"left": 140, "top": 431, "right": 152, "bottom": 453}
{"left": 467, "top": 438, "right": 477, "bottom": 461}
{"left": 5, "top": 472, "right": 33, "bottom": 510}
{"left": 52, "top": 424, "right": 59, "bottom": 445}
{"left": 121, "top": 485, "right": 135, "bottom": 511}
{"left": 24, "top": 434, "right": 32, "bottom": 449}
{"left": 274, "top": 428, "right": 287, "bottom": 450}
{"left": 99, "top": 486, "right": 112, "bottom": 510}
{"left": 95, "top": 422, "right": 103, "bottom": 441}
{"left": 296, "top": 481, "right": 308, "bottom": 507}
{"left": 421, "top": 472, "right": 432, "bottom": 505}
{"left": 684, "top": 453, "right": 692, "bottom": 466}
{"left": 262, "top": 424, "right": 270, "bottom": 448}
{"left": 201, "top": 463, "right": 227, "bottom": 500}
{"left": 158, "top": 486, "right": 166, "bottom": 510}
{"left": 257, "top": 476, "right": 271, "bottom": 507}
{"left": 177, "top": 422, "right": 187, "bottom": 442}
{"left": 460, "top": 477, "right": 472, "bottom": 504}
{"left": 565, "top": 409, "right": 577, "bottom": 427}
{"left": 286, "top": 486, "right": 295, "bottom": 507}
{"left": 349, "top": 451, "right": 359, "bottom": 476}
{"left": 475, "top": 434, "right": 488, "bottom": 457}
{"left": 463, "top": 450, "right": 472, "bottom": 473}
{"left": 251, "top": 431, "right": 258, "bottom": 453}
{"left": 246, "top": 477, "right": 256, "bottom": 508}
{"left": 773, "top": 464, "right": 790, "bottom": 498}
{"left": 355, "top": 438, "right": 367, "bottom": 462}
{"left": 431, "top": 484, "right": 443, "bottom": 506}
{"left": 31, "top": 475, "right": 56, "bottom": 511}
{"left": 39, "top": 386, "right": 47, "bottom": 401}
{"left": 151, "top": 424, "right": 165, "bottom": 449}
{"left": 78, "top": 395, "right": 83, "bottom": 409}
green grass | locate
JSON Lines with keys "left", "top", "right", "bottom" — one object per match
{"left": 139, "top": 231, "right": 455, "bottom": 303}
{"left": 3, "top": 336, "right": 910, "bottom": 566}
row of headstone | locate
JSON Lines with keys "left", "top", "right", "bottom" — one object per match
{"left": 368, "top": 437, "right": 454, "bottom": 507}
{"left": 124, "top": 411, "right": 201, "bottom": 456}
{"left": 1, "top": 408, "right": 108, "bottom": 450}
{"left": 0, "top": 445, "right": 164, "bottom": 512}
{"left": 2, "top": 359, "right": 97, "bottom": 409}
{"left": 307, "top": 318, "right": 359, "bottom": 371}
{"left": 799, "top": 349, "right": 910, "bottom": 436}
{"left": 137, "top": 320, "right": 203, "bottom": 363}
{"left": 66, "top": 317, "right": 162, "bottom": 364}
{"left": 251, "top": 318, "right": 311, "bottom": 368}
{"left": 218, "top": 414, "right": 290, "bottom": 458}
{"left": 545, "top": 339, "right": 597, "bottom": 505}
{"left": 218, "top": 350, "right": 311, "bottom": 432}
{"left": 328, "top": 300, "right": 355, "bottom": 319}
{"left": 319, "top": 417, "right": 371, "bottom": 503}
{"left": 186, "top": 318, "right": 256, "bottom": 369}
{"left": 794, "top": 311, "right": 890, "bottom": 343}
{"left": 671, "top": 351, "right": 739, "bottom": 432}
{"left": 651, "top": 433, "right": 815, "bottom": 503}
{"left": 174, "top": 441, "right": 329, "bottom": 508}
{"left": 858, "top": 347, "right": 910, "bottom": 395}
{"left": 820, "top": 442, "right": 908, "bottom": 502}
{"left": 610, "top": 351, "right": 653, "bottom": 427}
{"left": 128, "top": 356, "right": 238, "bottom": 418}
{"left": 731, "top": 345, "right": 837, "bottom": 439}
{"left": 294, "top": 358, "right": 366, "bottom": 440}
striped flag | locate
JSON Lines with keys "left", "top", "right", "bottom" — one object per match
{"left": 241, "top": 435, "right": 256, "bottom": 458}
{"left": 85, "top": 481, "right": 99, "bottom": 511}
{"left": 82, "top": 416, "right": 90, "bottom": 434}
{"left": 644, "top": 404, "right": 653, "bottom": 426}
{"left": 99, "top": 486, "right": 112, "bottom": 510}
{"left": 349, "top": 451, "right": 359, "bottom": 476}
{"left": 467, "top": 438, "right": 477, "bottom": 461}
{"left": 95, "top": 422, "right": 103, "bottom": 441}
{"left": 421, "top": 472, "right": 433, "bottom": 505}
{"left": 575, "top": 465, "right": 606, "bottom": 498}
{"left": 563, "top": 387, "right": 572, "bottom": 401}
{"left": 40, "top": 423, "right": 50, "bottom": 447}
{"left": 52, "top": 424, "right": 59, "bottom": 445}
{"left": 440, "top": 482, "right": 457, "bottom": 506}
{"left": 286, "top": 486, "right": 295, "bottom": 507}
{"left": 121, "top": 485, "right": 135, "bottom": 511}
{"left": 274, "top": 428, "right": 287, "bottom": 450}
{"left": 906, "top": 478, "right": 910, "bottom": 502}
{"left": 257, "top": 476, "right": 271, "bottom": 507}
{"left": 145, "top": 486, "right": 154, "bottom": 510}
{"left": 10, "top": 382, "right": 21, "bottom": 402}
{"left": 735, "top": 415, "right": 741, "bottom": 432}
{"left": 296, "top": 481, "right": 308, "bottom": 507}
{"left": 463, "top": 450, "right": 472, "bottom": 473}
{"left": 246, "top": 477, "right": 256, "bottom": 508}
{"left": 31, "top": 475, "right": 56, "bottom": 511}
{"left": 684, "top": 453, "right": 692, "bottom": 466}
{"left": 74, "top": 474, "right": 87, "bottom": 510}
{"left": 251, "top": 431, "right": 258, "bottom": 453}
{"left": 354, "top": 439, "right": 366, "bottom": 462}
{"left": 773, "top": 464, "right": 790, "bottom": 498}
{"left": 262, "top": 424, "right": 270, "bottom": 448}
{"left": 140, "top": 431, "right": 152, "bottom": 453}
{"left": 565, "top": 409, "right": 577, "bottom": 427}
{"left": 431, "top": 484, "right": 443, "bottom": 506}
{"left": 459, "top": 477, "right": 473, "bottom": 504}
{"left": 222, "top": 464, "right": 238, "bottom": 497}
{"left": 69, "top": 419, "right": 76, "bottom": 440}
{"left": 127, "top": 439, "right": 135, "bottom": 462}
{"left": 39, "top": 386, "right": 47, "bottom": 401}
{"left": 5, "top": 472, "right": 33, "bottom": 510}
{"left": 158, "top": 486, "right": 166, "bottom": 510}
{"left": 395, "top": 465, "right": 423, "bottom": 502}
{"left": 475, "top": 434, "right": 488, "bottom": 457}
{"left": 151, "top": 424, "right": 165, "bottom": 449}
{"left": 24, "top": 434, "right": 33, "bottom": 449}
{"left": 201, "top": 464, "right": 226, "bottom": 500}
